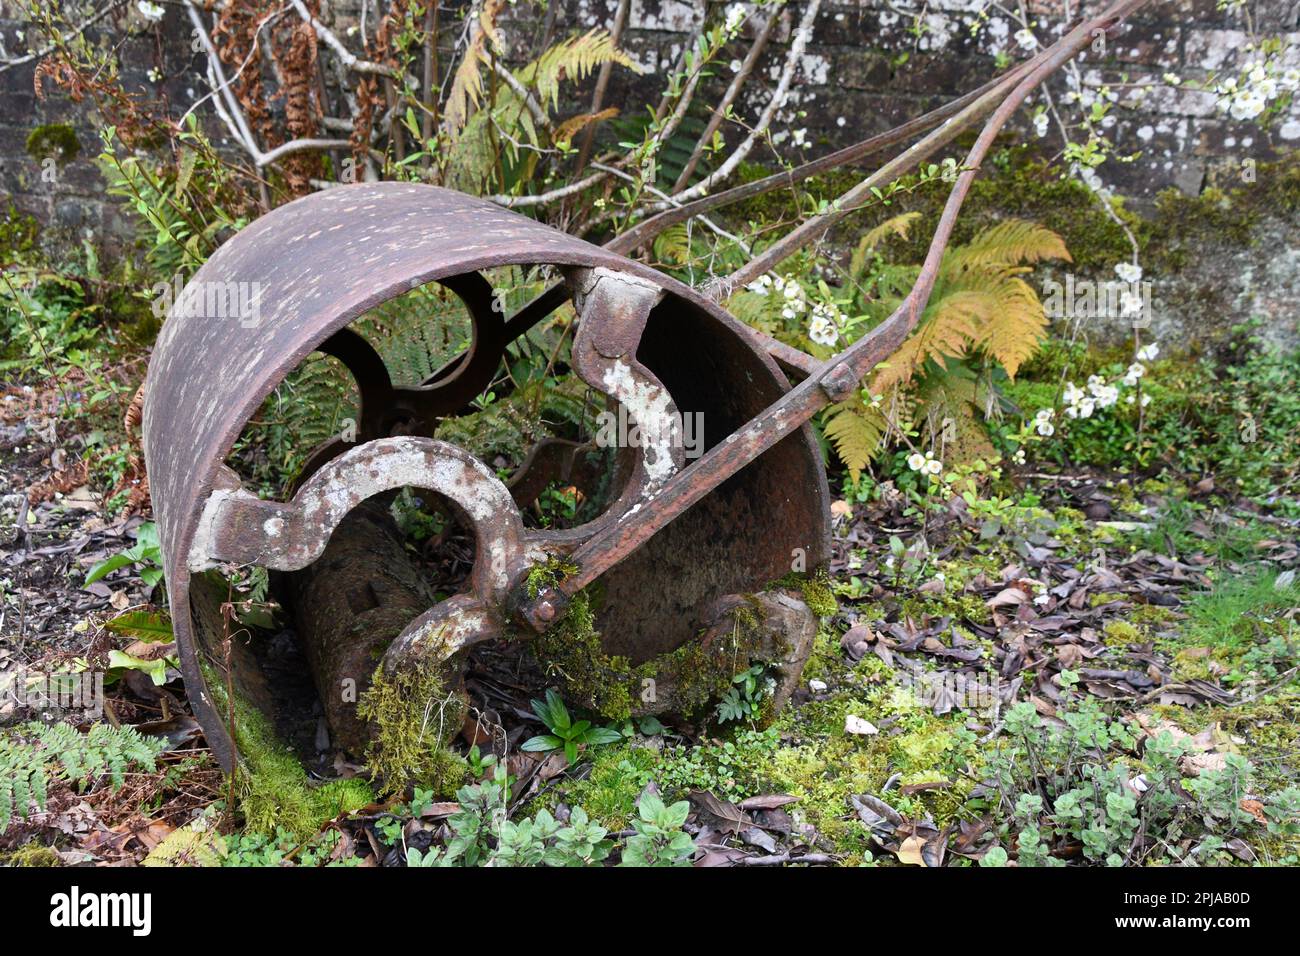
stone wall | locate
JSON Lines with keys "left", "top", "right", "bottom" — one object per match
{"left": 566, "top": 0, "right": 1300, "bottom": 198}
{"left": 1, "top": 0, "right": 1298, "bottom": 247}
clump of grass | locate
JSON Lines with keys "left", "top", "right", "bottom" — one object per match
{"left": 1184, "top": 569, "right": 1300, "bottom": 651}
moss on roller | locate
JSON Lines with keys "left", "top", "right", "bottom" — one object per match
{"left": 357, "top": 663, "right": 468, "bottom": 797}
{"left": 201, "top": 662, "right": 373, "bottom": 838}
{"left": 532, "top": 586, "right": 786, "bottom": 724}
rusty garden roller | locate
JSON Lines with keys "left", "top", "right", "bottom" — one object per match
{"left": 143, "top": 184, "right": 831, "bottom": 772}
{"left": 142, "top": 0, "right": 1145, "bottom": 777}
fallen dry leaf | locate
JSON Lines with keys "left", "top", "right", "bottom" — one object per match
{"left": 895, "top": 835, "right": 927, "bottom": 866}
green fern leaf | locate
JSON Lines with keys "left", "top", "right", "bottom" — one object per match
{"left": 823, "top": 397, "right": 888, "bottom": 481}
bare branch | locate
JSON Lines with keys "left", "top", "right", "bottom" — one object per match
{"left": 574, "top": 0, "right": 630, "bottom": 174}
{"left": 590, "top": 163, "right": 750, "bottom": 253}
{"left": 486, "top": 170, "right": 608, "bottom": 207}
{"left": 258, "top": 137, "right": 354, "bottom": 167}
{"left": 672, "top": 6, "right": 778, "bottom": 194}
{"left": 671, "top": 0, "right": 824, "bottom": 205}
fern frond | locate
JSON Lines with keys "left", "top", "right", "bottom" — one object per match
{"left": 915, "top": 365, "right": 996, "bottom": 463}
{"left": 0, "top": 722, "right": 165, "bottom": 832}
{"left": 851, "top": 212, "right": 921, "bottom": 280}
{"left": 945, "top": 219, "right": 1071, "bottom": 271}
{"left": 652, "top": 223, "right": 691, "bottom": 265}
{"left": 871, "top": 294, "right": 979, "bottom": 393}
{"left": 554, "top": 106, "right": 619, "bottom": 145}
{"left": 969, "top": 274, "right": 1049, "bottom": 379}
{"left": 444, "top": 0, "right": 507, "bottom": 135}
{"left": 522, "top": 29, "right": 639, "bottom": 112}
{"left": 823, "top": 397, "right": 888, "bottom": 481}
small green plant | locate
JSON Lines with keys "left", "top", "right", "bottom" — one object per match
{"left": 445, "top": 763, "right": 512, "bottom": 865}
{"left": 465, "top": 744, "right": 498, "bottom": 778}
{"left": 406, "top": 846, "right": 454, "bottom": 867}
{"left": 657, "top": 727, "right": 781, "bottom": 802}
{"left": 492, "top": 806, "right": 614, "bottom": 867}
{"left": 520, "top": 689, "right": 622, "bottom": 764}
{"left": 84, "top": 522, "right": 164, "bottom": 588}
{"left": 0, "top": 721, "right": 166, "bottom": 831}
{"left": 222, "top": 828, "right": 357, "bottom": 867}
{"left": 716, "top": 664, "right": 773, "bottom": 724}
{"left": 987, "top": 698, "right": 1268, "bottom": 865}
{"left": 619, "top": 792, "right": 695, "bottom": 867}
{"left": 431, "top": 762, "right": 617, "bottom": 866}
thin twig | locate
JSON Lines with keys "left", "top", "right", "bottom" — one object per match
{"left": 672, "top": 6, "right": 778, "bottom": 193}
{"left": 574, "top": 0, "right": 630, "bottom": 175}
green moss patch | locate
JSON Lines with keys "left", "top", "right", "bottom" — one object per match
{"left": 357, "top": 663, "right": 468, "bottom": 796}
{"left": 202, "top": 663, "right": 373, "bottom": 838}
{"left": 532, "top": 586, "right": 794, "bottom": 724}
{"left": 26, "top": 124, "right": 80, "bottom": 166}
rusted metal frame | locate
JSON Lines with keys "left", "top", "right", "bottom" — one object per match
{"left": 195, "top": 436, "right": 530, "bottom": 586}
{"left": 491, "top": 69, "right": 1037, "bottom": 380}
{"left": 315, "top": 327, "right": 395, "bottom": 439}
{"left": 290, "top": 328, "right": 399, "bottom": 489}
{"left": 490, "top": 33, "right": 1072, "bottom": 380}
{"left": 141, "top": 183, "right": 826, "bottom": 773}
{"left": 609, "top": 59, "right": 1040, "bottom": 258}
{"left": 710, "top": 75, "right": 1044, "bottom": 374}
{"left": 565, "top": 266, "right": 684, "bottom": 498}
{"left": 292, "top": 274, "right": 511, "bottom": 487}
{"left": 388, "top": 272, "right": 512, "bottom": 423}
{"left": 194, "top": 435, "right": 538, "bottom": 668}
{"left": 519, "top": 0, "right": 1149, "bottom": 627}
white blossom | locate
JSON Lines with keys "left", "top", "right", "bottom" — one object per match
{"left": 1230, "top": 92, "right": 1266, "bottom": 121}
{"left": 1114, "top": 261, "right": 1143, "bottom": 284}
{"left": 808, "top": 313, "right": 838, "bottom": 347}
{"left": 1120, "top": 289, "right": 1145, "bottom": 318}
{"left": 724, "top": 4, "right": 748, "bottom": 35}
{"left": 807, "top": 302, "right": 841, "bottom": 347}
{"left": 1122, "top": 362, "right": 1146, "bottom": 386}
